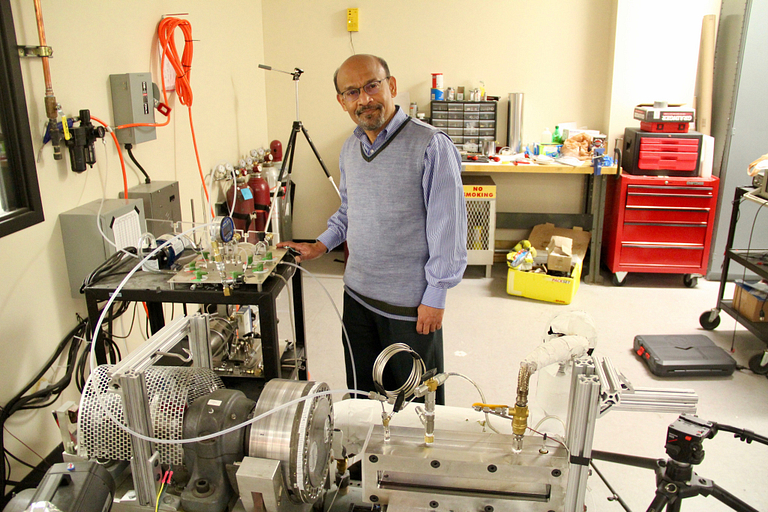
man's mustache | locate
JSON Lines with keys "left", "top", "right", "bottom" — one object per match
{"left": 356, "top": 104, "right": 383, "bottom": 116}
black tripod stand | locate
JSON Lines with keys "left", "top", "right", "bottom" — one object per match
{"left": 592, "top": 414, "right": 766, "bottom": 512}
{"left": 258, "top": 64, "right": 340, "bottom": 241}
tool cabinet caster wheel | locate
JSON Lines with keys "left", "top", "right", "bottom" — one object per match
{"left": 748, "top": 353, "right": 768, "bottom": 375}
{"left": 611, "top": 273, "right": 627, "bottom": 286}
{"left": 683, "top": 274, "right": 698, "bottom": 288}
{"left": 699, "top": 310, "right": 721, "bottom": 330}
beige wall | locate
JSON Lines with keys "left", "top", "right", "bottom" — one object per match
{"left": 0, "top": 0, "right": 720, "bottom": 486}
{"left": 1, "top": 0, "right": 268, "bottom": 484}
{"left": 605, "top": 0, "right": 722, "bottom": 148}
{"left": 262, "top": 0, "right": 619, "bottom": 240}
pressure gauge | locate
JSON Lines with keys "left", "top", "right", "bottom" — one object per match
{"left": 210, "top": 216, "right": 235, "bottom": 243}
{"left": 238, "top": 159, "right": 247, "bottom": 169}
{"left": 225, "top": 162, "right": 235, "bottom": 173}
{"left": 246, "top": 157, "right": 254, "bottom": 167}
{"left": 250, "top": 149, "right": 259, "bottom": 158}
{"left": 213, "top": 164, "right": 227, "bottom": 181}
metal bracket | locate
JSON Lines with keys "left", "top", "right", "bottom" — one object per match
{"left": 17, "top": 45, "right": 53, "bottom": 58}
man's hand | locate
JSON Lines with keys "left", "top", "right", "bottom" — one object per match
{"left": 417, "top": 304, "right": 444, "bottom": 335}
{"left": 276, "top": 241, "right": 328, "bottom": 263}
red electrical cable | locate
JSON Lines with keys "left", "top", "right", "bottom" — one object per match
{"left": 157, "top": 17, "right": 213, "bottom": 218}
{"left": 90, "top": 115, "right": 129, "bottom": 200}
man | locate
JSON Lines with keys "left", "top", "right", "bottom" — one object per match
{"left": 278, "top": 54, "right": 467, "bottom": 405}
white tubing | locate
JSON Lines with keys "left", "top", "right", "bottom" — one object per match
{"left": 523, "top": 335, "right": 589, "bottom": 373}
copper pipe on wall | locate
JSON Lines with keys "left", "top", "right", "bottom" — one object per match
{"left": 33, "top": 0, "right": 62, "bottom": 159}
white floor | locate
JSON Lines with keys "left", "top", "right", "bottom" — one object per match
{"left": 278, "top": 255, "right": 768, "bottom": 512}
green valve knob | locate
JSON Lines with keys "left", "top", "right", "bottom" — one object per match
{"left": 232, "top": 271, "right": 243, "bottom": 279}
{"left": 202, "top": 251, "right": 210, "bottom": 260}
{"left": 253, "top": 262, "right": 264, "bottom": 272}
{"left": 263, "top": 251, "right": 273, "bottom": 260}
{"left": 247, "top": 255, "right": 253, "bottom": 265}
{"left": 194, "top": 270, "right": 207, "bottom": 280}
{"left": 189, "top": 261, "right": 196, "bottom": 270}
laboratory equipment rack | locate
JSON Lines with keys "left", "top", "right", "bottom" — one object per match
{"left": 603, "top": 173, "right": 719, "bottom": 287}
{"left": 699, "top": 186, "right": 768, "bottom": 374}
{"left": 83, "top": 252, "right": 308, "bottom": 382}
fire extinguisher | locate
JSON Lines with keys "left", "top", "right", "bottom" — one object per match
{"left": 226, "top": 174, "right": 256, "bottom": 240}
{"left": 248, "top": 167, "right": 271, "bottom": 232}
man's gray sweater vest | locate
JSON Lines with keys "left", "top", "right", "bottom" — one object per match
{"left": 341, "top": 118, "right": 438, "bottom": 308}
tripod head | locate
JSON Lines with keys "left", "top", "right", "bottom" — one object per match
{"left": 258, "top": 63, "right": 305, "bottom": 121}
{"left": 665, "top": 414, "right": 715, "bottom": 466}
{"left": 258, "top": 64, "right": 303, "bottom": 80}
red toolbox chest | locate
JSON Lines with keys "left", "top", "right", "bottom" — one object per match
{"left": 622, "top": 127, "right": 703, "bottom": 177}
{"left": 602, "top": 173, "right": 719, "bottom": 286}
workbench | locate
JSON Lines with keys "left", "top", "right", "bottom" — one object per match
{"left": 461, "top": 162, "right": 618, "bottom": 284}
{"left": 83, "top": 253, "right": 307, "bottom": 382}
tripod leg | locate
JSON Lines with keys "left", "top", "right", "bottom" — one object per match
{"left": 300, "top": 124, "right": 341, "bottom": 198}
{"left": 647, "top": 488, "right": 671, "bottom": 512}
{"left": 267, "top": 123, "right": 299, "bottom": 237}
{"left": 708, "top": 483, "right": 759, "bottom": 512}
{"left": 300, "top": 124, "right": 332, "bottom": 178}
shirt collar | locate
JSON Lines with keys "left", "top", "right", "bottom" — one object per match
{"left": 354, "top": 105, "right": 407, "bottom": 152}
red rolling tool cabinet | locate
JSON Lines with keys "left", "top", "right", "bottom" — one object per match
{"left": 602, "top": 173, "right": 719, "bottom": 286}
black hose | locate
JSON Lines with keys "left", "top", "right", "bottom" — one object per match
{"left": 125, "top": 143, "right": 151, "bottom": 184}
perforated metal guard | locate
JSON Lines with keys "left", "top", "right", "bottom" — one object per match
{"left": 466, "top": 200, "right": 491, "bottom": 251}
{"left": 78, "top": 365, "right": 224, "bottom": 465}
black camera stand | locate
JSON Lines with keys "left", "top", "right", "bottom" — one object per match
{"left": 592, "top": 414, "right": 767, "bottom": 512}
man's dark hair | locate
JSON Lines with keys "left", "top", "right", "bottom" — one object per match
{"left": 333, "top": 55, "right": 390, "bottom": 94}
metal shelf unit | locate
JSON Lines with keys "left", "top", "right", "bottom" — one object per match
{"left": 700, "top": 186, "right": 768, "bottom": 373}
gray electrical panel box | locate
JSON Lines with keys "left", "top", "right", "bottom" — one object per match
{"left": 119, "top": 181, "right": 181, "bottom": 237}
{"left": 59, "top": 198, "right": 146, "bottom": 298}
{"left": 109, "top": 72, "right": 156, "bottom": 145}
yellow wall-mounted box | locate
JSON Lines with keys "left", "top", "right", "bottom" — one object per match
{"left": 347, "top": 8, "right": 359, "bottom": 32}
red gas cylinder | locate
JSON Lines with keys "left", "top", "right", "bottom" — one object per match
{"left": 226, "top": 176, "right": 256, "bottom": 241}
{"left": 247, "top": 168, "right": 271, "bottom": 232}
{"left": 270, "top": 140, "right": 283, "bottom": 162}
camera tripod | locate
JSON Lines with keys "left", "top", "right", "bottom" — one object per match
{"left": 592, "top": 414, "right": 767, "bottom": 512}
{"left": 258, "top": 64, "right": 340, "bottom": 241}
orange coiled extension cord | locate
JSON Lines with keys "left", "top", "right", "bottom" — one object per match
{"left": 157, "top": 17, "right": 213, "bottom": 217}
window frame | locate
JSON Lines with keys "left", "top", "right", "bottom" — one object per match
{"left": 0, "top": 0, "right": 44, "bottom": 238}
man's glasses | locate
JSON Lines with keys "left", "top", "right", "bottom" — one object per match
{"left": 340, "top": 78, "right": 389, "bottom": 102}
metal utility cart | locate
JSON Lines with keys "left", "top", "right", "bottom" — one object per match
{"left": 699, "top": 186, "right": 768, "bottom": 374}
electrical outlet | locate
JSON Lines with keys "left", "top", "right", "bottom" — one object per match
{"left": 347, "top": 8, "right": 359, "bottom": 32}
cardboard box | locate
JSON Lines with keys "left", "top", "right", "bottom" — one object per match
{"left": 507, "top": 223, "right": 590, "bottom": 304}
{"left": 546, "top": 236, "right": 573, "bottom": 273}
{"left": 733, "top": 281, "right": 768, "bottom": 323}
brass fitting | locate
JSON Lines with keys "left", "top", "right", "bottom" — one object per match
{"left": 512, "top": 404, "right": 529, "bottom": 437}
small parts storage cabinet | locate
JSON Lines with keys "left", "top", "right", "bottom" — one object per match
{"left": 603, "top": 173, "right": 719, "bottom": 286}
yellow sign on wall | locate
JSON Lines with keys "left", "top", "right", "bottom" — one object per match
{"left": 463, "top": 185, "right": 496, "bottom": 199}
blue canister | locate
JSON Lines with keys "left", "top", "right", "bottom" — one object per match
{"left": 431, "top": 88, "right": 444, "bottom": 101}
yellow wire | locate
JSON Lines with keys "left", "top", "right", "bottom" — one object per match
{"left": 154, "top": 482, "right": 165, "bottom": 512}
